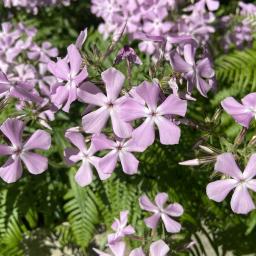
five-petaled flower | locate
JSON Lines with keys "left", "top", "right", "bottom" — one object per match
{"left": 120, "top": 81, "right": 187, "bottom": 148}
{"left": 139, "top": 192, "right": 184, "bottom": 233}
{"left": 206, "top": 152, "right": 256, "bottom": 214}
{"left": 0, "top": 118, "right": 51, "bottom": 183}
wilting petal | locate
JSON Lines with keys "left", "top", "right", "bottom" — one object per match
{"left": 157, "top": 94, "right": 187, "bottom": 116}
{"left": 111, "top": 108, "right": 133, "bottom": 138}
{"left": 155, "top": 193, "right": 168, "bottom": 209}
{"left": 155, "top": 117, "right": 181, "bottom": 145}
{"left": 82, "top": 107, "right": 109, "bottom": 134}
{"left": 0, "top": 145, "right": 13, "bottom": 155}
{"left": 231, "top": 184, "right": 255, "bottom": 214}
{"left": 0, "top": 118, "right": 24, "bottom": 147}
{"left": 161, "top": 214, "right": 181, "bottom": 233}
{"left": 119, "top": 151, "right": 139, "bottom": 175}
{"left": 75, "top": 160, "right": 93, "bottom": 187}
{"left": 139, "top": 195, "right": 159, "bottom": 212}
{"left": 130, "top": 247, "right": 145, "bottom": 256}
{"left": 119, "top": 98, "right": 146, "bottom": 122}
{"left": 221, "top": 97, "right": 253, "bottom": 128}
{"left": 102, "top": 67, "right": 125, "bottom": 101}
{"left": 67, "top": 44, "right": 82, "bottom": 75}
{"left": 170, "top": 51, "right": 193, "bottom": 73}
{"left": 145, "top": 213, "right": 161, "bottom": 229}
{"left": 21, "top": 152, "right": 48, "bottom": 174}
{"left": 65, "top": 131, "right": 87, "bottom": 152}
{"left": 135, "top": 82, "right": 159, "bottom": 109}
{"left": 150, "top": 240, "right": 170, "bottom": 256}
{"left": 99, "top": 150, "right": 118, "bottom": 174}
{"left": 165, "top": 203, "right": 184, "bottom": 217}
{"left": 214, "top": 153, "right": 243, "bottom": 179}
{"left": 132, "top": 118, "right": 155, "bottom": 148}
{"left": 24, "top": 130, "right": 51, "bottom": 151}
{"left": 243, "top": 153, "right": 256, "bottom": 179}
{"left": 0, "top": 157, "right": 22, "bottom": 183}
{"left": 206, "top": 179, "right": 238, "bottom": 202}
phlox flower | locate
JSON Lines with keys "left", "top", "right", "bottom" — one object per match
{"left": 64, "top": 130, "right": 111, "bottom": 187}
{"left": 170, "top": 44, "right": 215, "bottom": 97}
{"left": 79, "top": 67, "right": 132, "bottom": 138}
{"left": 0, "top": 118, "right": 51, "bottom": 183}
{"left": 108, "top": 210, "right": 135, "bottom": 244}
{"left": 221, "top": 93, "right": 256, "bottom": 128}
{"left": 92, "top": 133, "right": 145, "bottom": 175}
{"left": 206, "top": 153, "right": 256, "bottom": 214}
{"left": 48, "top": 44, "right": 88, "bottom": 112}
{"left": 114, "top": 45, "right": 142, "bottom": 65}
{"left": 93, "top": 240, "right": 170, "bottom": 256}
{"left": 120, "top": 82, "right": 187, "bottom": 148}
{"left": 139, "top": 192, "right": 184, "bottom": 233}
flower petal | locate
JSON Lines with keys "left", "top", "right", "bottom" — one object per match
{"left": 161, "top": 214, "right": 181, "bottom": 233}
{"left": 157, "top": 94, "right": 187, "bottom": 116}
{"left": 221, "top": 97, "right": 253, "bottom": 128}
{"left": 165, "top": 203, "right": 184, "bottom": 217}
{"left": 75, "top": 160, "right": 93, "bottom": 187}
{"left": 231, "top": 184, "right": 255, "bottom": 214}
{"left": 155, "top": 117, "right": 181, "bottom": 145}
{"left": 155, "top": 193, "right": 168, "bottom": 209}
{"left": 65, "top": 131, "right": 87, "bottom": 152}
{"left": 0, "top": 118, "right": 24, "bottom": 147}
{"left": 67, "top": 44, "right": 82, "bottom": 75}
{"left": 82, "top": 107, "right": 109, "bottom": 134}
{"left": 109, "top": 241, "right": 126, "bottom": 256}
{"left": 139, "top": 195, "right": 159, "bottom": 212}
{"left": 102, "top": 67, "right": 125, "bottom": 101}
{"left": 144, "top": 213, "right": 161, "bottom": 229}
{"left": 24, "top": 130, "right": 51, "bottom": 151}
{"left": 0, "top": 145, "right": 13, "bottom": 155}
{"left": 135, "top": 82, "right": 159, "bottom": 109}
{"left": 119, "top": 151, "right": 139, "bottom": 175}
{"left": 149, "top": 240, "right": 170, "bottom": 256}
{"left": 206, "top": 179, "right": 238, "bottom": 202}
{"left": 130, "top": 247, "right": 146, "bottom": 256}
{"left": 21, "top": 152, "right": 48, "bottom": 174}
{"left": 243, "top": 153, "right": 256, "bottom": 179}
{"left": 214, "top": 153, "right": 243, "bottom": 179}
{"left": 98, "top": 150, "right": 118, "bottom": 174}
{"left": 170, "top": 51, "right": 193, "bottom": 73}
{"left": 0, "top": 157, "right": 22, "bottom": 183}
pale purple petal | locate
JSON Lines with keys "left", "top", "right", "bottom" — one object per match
{"left": 221, "top": 97, "right": 253, "bottom": 128}
{"left": 0, "top": 157, "right": 22, "bottom": 183}
{"left": 165, "top": 203, "right": 184, "bottom": 217}
{"left": 231, "top": 184, "right": 255, "bottom": 214}
{"left": 215, "top": 153, "right": 243, "bottom": 179}
{"left": 109, "top": 241, "right": 126, "bottom": 256}
{"left": 91, "top": 134, "right": 115, "bottom": 151}
{"left": 132, "top": 118, "right": 155, "bottom": 148}
{"left": 170, "top": 51, "right": 193, "bottom": 73}
{"left": 206, "top": 179, "right": 238, "bottom": 202}
{"left": 155, "top": 117, "right": 181, "bottom": 145}
{"left": 0, "top": 145, "right": 13, "bottom": 155}
{"left": 149, "top": 240, "right": 170, "bottom": 256}
{"left": 67, "top": 44, "right": 82, "bottom": 75}
{"left": 135, "top": 82, "right": 159, "bottom": 109}
{"left": 129, "top": 247, "right": 145, "bottom": 256}
{"left": 119, "top": 151, "right": 139, "bottom": 175}
{"left": 82, "top": 107, "right": 109, "bottom": 134}
{"left": 144, "top": 213, "right": 161, "bottom": 229}
{"left": 75, "top": 160, "right": 93, "bottom": 187}
{"left": 65, "top": 131, "right": 86, "bottom": 152}
{"left": 102, "top": 67, "right": 125, "bottom": 101}
{"left": 183, "top": 44, "right": 195, "bottom": 66}
{"left": 243, "top": 153, "right": 256, "bottom": 179}
{"left": 157, "top": 95, "right": 187, "bottom": 116}
{"left": 21, "top": 152, "right": 48, "bottom": 174}
{"left": 139, "top": 195, "right": 158, "bottom": 212}
{"left": 98, "top": 150, "right": 118, "bottom": 174}
{"left": 0, "top": 118, "right": 24, "bottom": 147}
{"left": 23, "top": 130, "right": 51, "bottom": 151}
{"left": 161, "top": 214, "right": 181, "bottom": 233}
{"left": 155, "top": 193, "right": 168, "bottom": 209}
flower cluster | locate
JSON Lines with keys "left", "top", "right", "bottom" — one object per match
{"left": 3, "top": 0, "right": 71, "bottom": 14}
{"left": 93, "top": 193, "right": 184, "bottom": 255}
